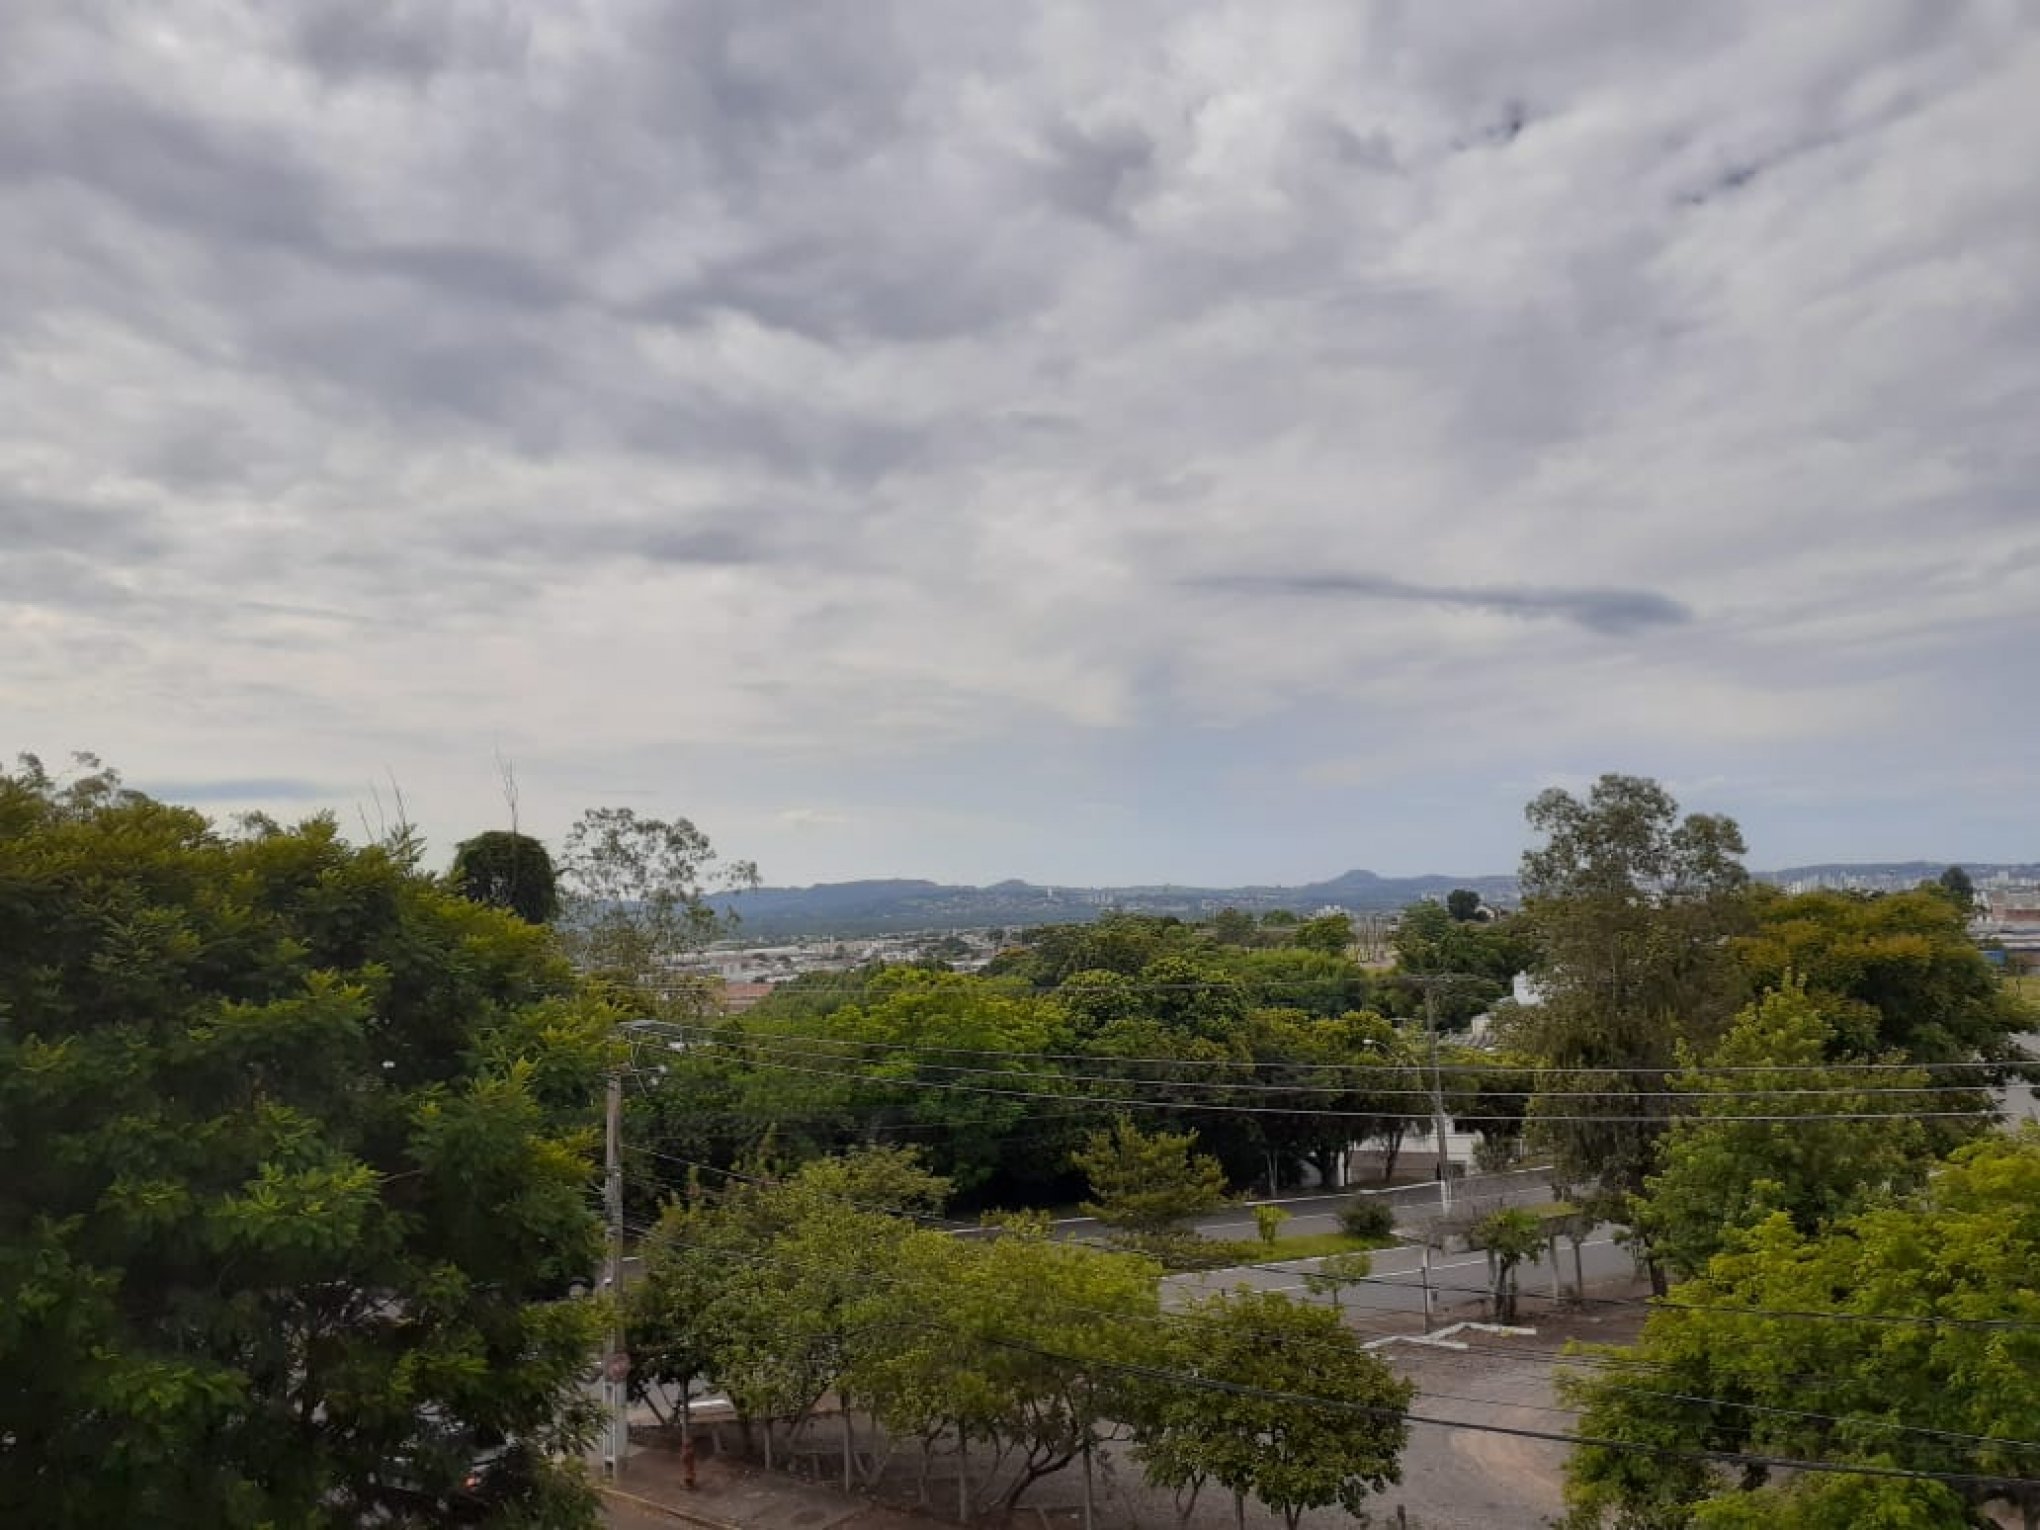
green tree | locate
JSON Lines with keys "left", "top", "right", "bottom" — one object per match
{"left": 1253, "top": 1203, "right": 1291, "bottom": 1248}
{"left": 1209, "top": 907, "right": 1261, "bottom": 947}
{"left": 1501, "top": 774, "right": 1752, "bottom": 1286}
{"left": 0, "top": 757, "right": 609, "bottom": 1528}
{"left": 1935, "top": 863, "right": 1978, "bottom": 913}
{"left": 1688, "top": 1475, "right": 1975, "bottom": 1529}
{"left": 1300, "top": 1250, "right": 1375, "bottom": 1313}
{"left": 1293, "top": 912, "right": 1355, "bottom": 955}
{"left": 449, "top": 828, "right": 561, "bottom": 924}
{"left": 753, "top": 968, "right": 1069, "bottom": 1198}
{"left": 1446, "top": 888, "right": 1484, "bottom": 922}
{"left": 1384, "top": 901, "right": 1534, "bottom": 1028}
{"left": 1562, "top": 1128, "right": 2040, "bottom": 1529}
{"left": 1072, "top": 1117, "right": 1229, "bottom": 1256}
{"left": 558, "top": 806, "right": 758, "bottom": 992}
{"left": 1469, "top": 1207, "right": 1545, "bottom": 1324}
{"left": 629, "top": 1148, "right": 953, "bottom": 1469}
{"left": 1132, "top": 1289, "right": 1413, "bottom": 1530}
{"left": 1735, "top": 886, "right": 2027, "bottom": 1068}
{"left": 1635, "top": 986, "right": 1931, "bottom": 1279}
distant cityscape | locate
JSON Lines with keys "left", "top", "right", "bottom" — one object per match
{"left": 691, "top": 861, "right": 2040, "bottom": 1000}
{"left": 716, "top": 860, "right": 2040, "bottom": 941}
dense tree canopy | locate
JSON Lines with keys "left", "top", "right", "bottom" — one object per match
{"left": 1563, "top": 1128, "right": 2040, "bottom": 1530}
{"left": 449, "top": 828, "right": 561, "bottom": 925}
{"left": 1634, "top": 985, "right": 1932, "bottom": 1279}
{"left": 1734, "top": 886, "right": 2026, "bottom": 1066}
{"left": 0, "top": 757, "right": 610, "bottom": 1528}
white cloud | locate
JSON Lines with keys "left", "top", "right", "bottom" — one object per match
{"left": 3, "top": 1, "right": 2037, "bottom": 882}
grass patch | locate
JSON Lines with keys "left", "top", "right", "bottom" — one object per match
{"left": 2008, "top": 974, "right": 2040, "bottom": 1005}
{"left": 1202, "top": 1230, "right": 1387, "bottom": 1264}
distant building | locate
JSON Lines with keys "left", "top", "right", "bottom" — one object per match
{"left": 717, "top": 980, "right": 776, "bottom": 1014}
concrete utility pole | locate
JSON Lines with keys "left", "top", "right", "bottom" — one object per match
{"left": 1420, "top": 982, "right": 1453, "bottom": 1216}
{"left": 603, "top": 1070, "right": 627, "bottom": 1477}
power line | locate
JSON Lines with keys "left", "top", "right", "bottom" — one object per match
{"left": 627, "top": 1033, "right": 1999, "bottom": 1125}
{"left": 615, "top": 1136, "right": 2040, "bottom": 1334}
{"left": 633, "top": 1023, "right": 1984, "bottom": 1100}
{"left": 610, "top": 1152, "right": 2040, "bottom": 1433}
{"left": 627, "top": 1013, "right": 2032, "bottom": 1078}
{"left": 628, "top": 1230, "right": 2040, "bottom": 1486}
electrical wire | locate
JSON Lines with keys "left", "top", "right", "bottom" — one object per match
{"left": 613, "top": 1137, "right": 2040, "bottom": 1334}
{"left": 625, "top": 1034, "right": 1999, "bottom": 1125}
{"left": 626, "top": 1229, "right": 2040, "bottom": 1484}
{"left": 632, "top": 1021, "right": 1987, "bottom": 1100}
{"left": 625, "top": 1010, "right": 2034, "bottom": 1078}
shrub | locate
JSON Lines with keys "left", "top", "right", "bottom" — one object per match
{"left": 1337, "top": 1197, "right": 1396, "bottom": 1240}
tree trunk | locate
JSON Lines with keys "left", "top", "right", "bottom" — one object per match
{"left": 763, "top": 1420, "right": 773, "bottom": 1473}
{"left": 1233, "top": 1489, "right": 1246, "bottom": 1530}
{"left": 1382, "top": 1125, "right": 1404, "bottom": 1182}
{"left": 1081, "top": 1440, "right": 1094, "bottom": 1530}
{"left": 1266, "top": 1151, "right": 1280, "bottom": 1196}
{"left": 958, "top": 1427, "right": 970, "bottom": 1524}
{"left": 1572, "top": 1238, "right": 1585, "bottom": 1301}
{"left": 1420, "top": 1242, "right": 1435, "bottom": 1333}
{"left": 842, "top": 1396, "right": 854, "bottom": 1492}
{"left": 1646, "top": 1253, "right": 1668, "bottom": 1298}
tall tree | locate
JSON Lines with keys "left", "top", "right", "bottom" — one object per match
{"left": 0, "top": 757, "right": 609, "bottom": 1528}
{"left": 449, "top": 828, "right": 561, "bottom": 924}
{"left": 1936, "top": 863, "right": 1978, "bottom": 912}
{"left": 1501, "top": 774, "right": 1752, "bottom": 1281}
{"left": 558, "top": 807, "right": 758, "bottom": 995}
{"left": 1446, "top": 888, "right": 1484, "bottom": 922}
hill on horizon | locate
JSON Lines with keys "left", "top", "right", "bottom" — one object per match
{"left": 716, "top": 860, "right": 2040, "bottom": 940}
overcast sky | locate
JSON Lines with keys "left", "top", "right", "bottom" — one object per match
{"left": 4, "top": 2, "right": 2037, "bottom": 888}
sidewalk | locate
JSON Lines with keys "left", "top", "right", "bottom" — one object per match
{"left": 600, "top": 1433, "right": 930, "bottom": 1530}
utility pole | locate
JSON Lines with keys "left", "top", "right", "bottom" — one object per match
{"left": 1421, "top": 982, "right": 1453, "bottom": 1216}
{"left": 603, "top": 1070, "right": 627, "bottom": 1478}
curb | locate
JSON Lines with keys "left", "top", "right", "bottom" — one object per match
{"left": 598, "top": 1483, "right": 746, "bottom": 1530}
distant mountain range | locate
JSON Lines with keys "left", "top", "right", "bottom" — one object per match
{"left": 719, "top": 861, "right": 2040, "bottom": 941}
{"left": 722, "top": 868, "right": 1514, "bottom": 940}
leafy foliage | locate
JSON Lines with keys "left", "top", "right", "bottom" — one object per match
{"left": 1635, "top": 985, "right": 1931, "bottom": 1278}
{"left": 1562, "top": 1128, "right": 2040, "bottom": 1529}
{"left": 1132, "top": 1289, "right": 1413, "bottom": 1530}
{"left": 1469, "top": 1207, "right": 1546, "bottom": 1324}
{"left": 0, "top": 758, "right": 609, "bottom": 1528}
{"left": 449, "top": 829, "right": 561, "bottom": 925}
{"left": 1072, "top": 1117, "right": 1229, "bottom": 1254}
{"left": 558, "top": 807, "right": 758, "bottom": 990}
{"left": 1500, "top": 774, "right": 1753, "bottom": 1275}
{"left": 1337, "top": 1198, "right": 1397, "bottom": 1241}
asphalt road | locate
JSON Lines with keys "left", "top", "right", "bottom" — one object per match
{"left": 1038, "top": 1164, "right": 1562, "bottom": 1244}
{"left": 1166, "top": 1229, "right": 1631, "bottom": 1319}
